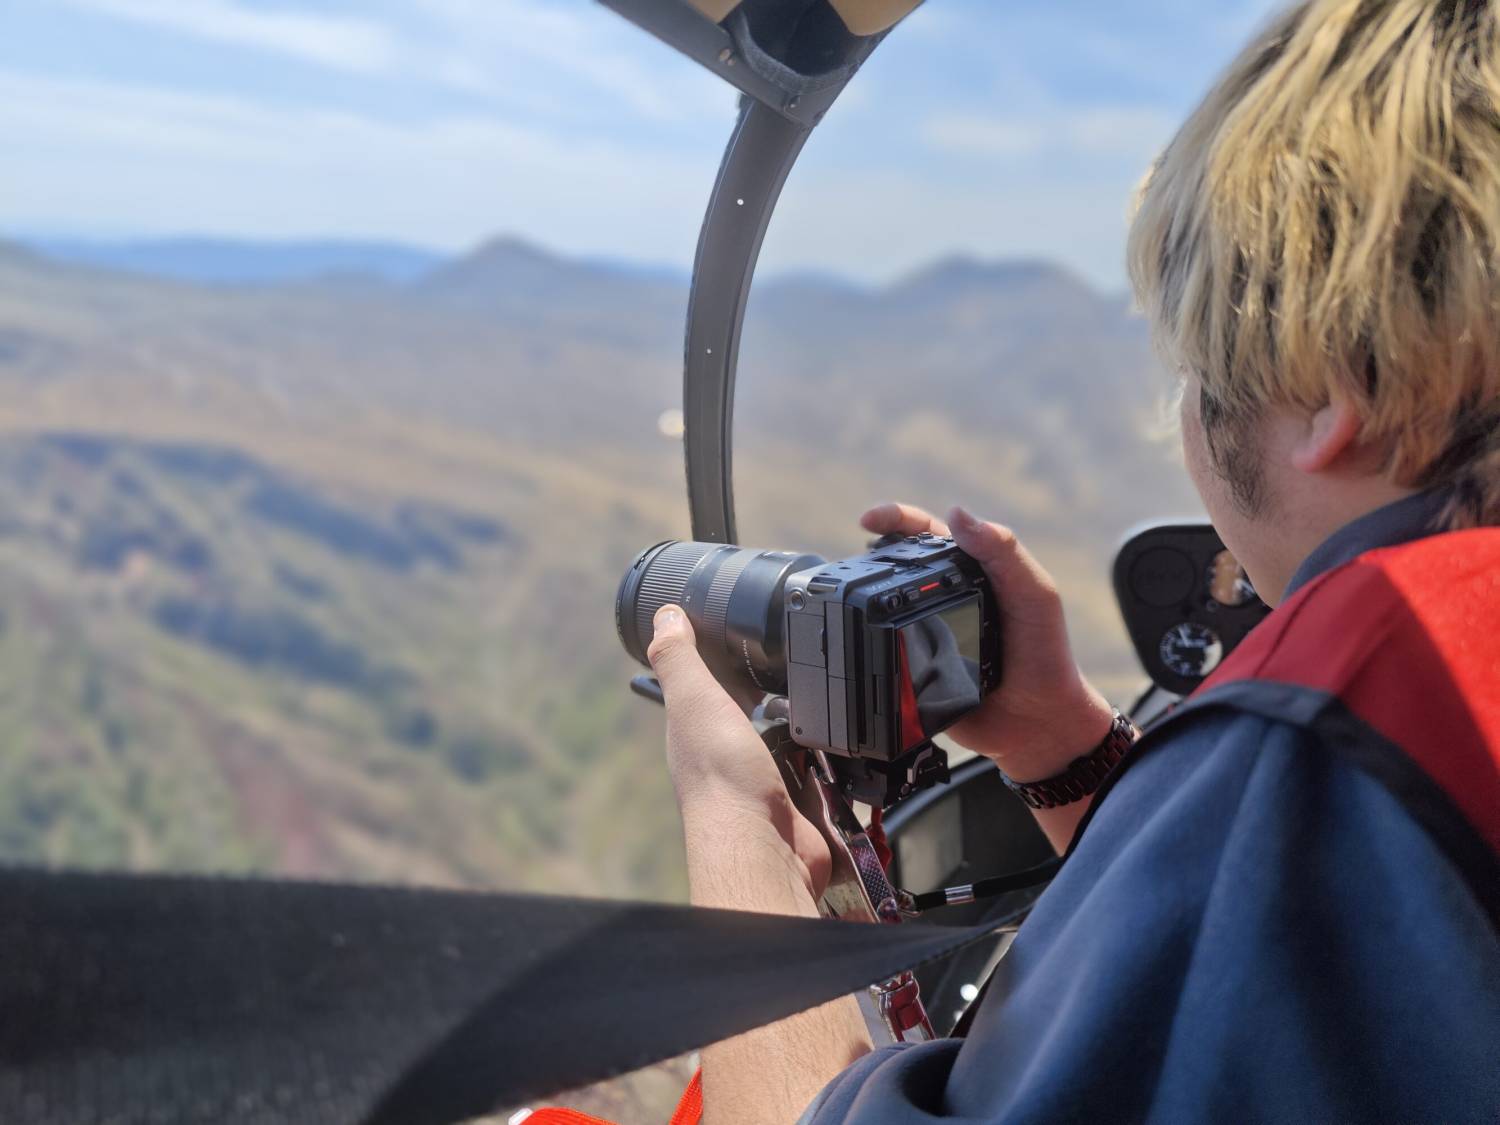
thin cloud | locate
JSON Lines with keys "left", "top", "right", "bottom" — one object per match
{"left": 922, "top": 106, "right": 1176, "bottom": 161}
{"left": 54, "top": 0, "right": 729, "bottom": 127}
{"left": 0, "top": 67, "right": 716, "bottom": 261}
{"left": 922, "top": 116, "right": 1040, "bottom": 158}
{"left": 57, "top": 0, "right": 398, "bottom": 74}
{"left": 409, "top": 0, "right": 729, "bottom": 124}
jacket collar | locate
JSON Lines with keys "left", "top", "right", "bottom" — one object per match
{"left": 1284, "top": 489, "right": 1451, "bottom": 600}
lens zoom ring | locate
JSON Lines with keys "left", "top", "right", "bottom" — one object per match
{"left": 634, "top": 541, "right": 716, "bottom": 648}
{"left": 702, "top": 548, "right": 755, "bottom": 652}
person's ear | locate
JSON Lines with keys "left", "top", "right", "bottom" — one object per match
{"left": 1290, "top": 398, "right": 1363, "bottom": 473}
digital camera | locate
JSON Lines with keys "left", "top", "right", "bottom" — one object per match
{"left": 617, "top": 531, "right": 1001, "bottom": 805}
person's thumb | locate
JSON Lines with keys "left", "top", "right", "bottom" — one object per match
{"left": 646, "top": 605, "right": 718, "bottom": 707}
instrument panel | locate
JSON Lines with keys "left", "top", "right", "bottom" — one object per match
{"left": 1112, "top": 523, "right": 1271, "bottom": 697}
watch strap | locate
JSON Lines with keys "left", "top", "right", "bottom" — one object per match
{"left": 1002, "top": 709, "right": 1140, "bottom": 809}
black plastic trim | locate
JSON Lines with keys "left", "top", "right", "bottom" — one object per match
{"left": 596, "top": 0, "right": 884, "bottom": 127}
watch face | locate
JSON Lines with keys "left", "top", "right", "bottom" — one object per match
{"left": 1159, "top": 622, "right": 1224, "bottom": 679}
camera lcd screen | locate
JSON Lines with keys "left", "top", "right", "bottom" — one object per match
{"left": 895, "top": 596, "right": 984, "bottom": 751}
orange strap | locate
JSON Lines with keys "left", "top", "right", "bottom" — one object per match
{"left": 670, "top": 1069, "right": 705, "bottom": 1125}
{"left": 526, "top": 1068, "right": 703, "bottom": 1125}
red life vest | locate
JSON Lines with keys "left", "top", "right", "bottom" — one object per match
{"left": 1154, "top": 527, "right": 1500, "bottom": 927}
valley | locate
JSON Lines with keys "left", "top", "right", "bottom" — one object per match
{"left": 0, "top": 236, "right": 1196, "bottom": 902}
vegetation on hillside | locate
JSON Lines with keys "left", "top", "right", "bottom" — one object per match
{"left": 0, "top": 239, "right": 1195, "bottom": 903}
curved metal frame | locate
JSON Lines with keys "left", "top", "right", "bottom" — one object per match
{"left": 682, "top": 99, "right": 810, "bottom": 542}
{"left": 601, "top": 0, "right": 893, "bottom": 542}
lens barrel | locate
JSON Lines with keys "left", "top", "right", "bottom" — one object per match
{"left": 616, "top": 540, "right": 823, "bottom": 693}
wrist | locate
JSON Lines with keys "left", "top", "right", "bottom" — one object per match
{"left": 988, "top": 687, "right": 1116, "bottom": 783}
{"left": 1002, "top": 707, "right": 1138, "bottom": 810}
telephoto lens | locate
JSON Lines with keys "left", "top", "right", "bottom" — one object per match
{"left": 616, "top": 541, "right": 823, "bottom": 693}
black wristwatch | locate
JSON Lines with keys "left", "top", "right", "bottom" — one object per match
{"left": 1002, "top": 709, "right": 1140, "bottom": 809}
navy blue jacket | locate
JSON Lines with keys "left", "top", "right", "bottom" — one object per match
{"left": 804, "top": 495, "right": 1500, "bottom": 1123}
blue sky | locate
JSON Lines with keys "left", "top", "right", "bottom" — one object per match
{"left": 0, "top": 0, "right": 1288, "bottom": 289}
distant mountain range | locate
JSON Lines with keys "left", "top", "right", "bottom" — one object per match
{"left": 22, "top": 236, "right": 446, "bottom": 286}
{"left": 14, "top": 233, "right": 701, "bottom": 289}
{"left": 12, "top": 232, "right": 1090, "bottom": 300}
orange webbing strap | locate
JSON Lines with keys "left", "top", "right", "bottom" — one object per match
{"left": 526, "top": 1068, "right": 703, "bottom": 1125}
{"left": 670, "top": 1069, "right": 705, "bottom": 1125}
{"left": 522, "top": 1110, "right": 615, "bottom": 1124}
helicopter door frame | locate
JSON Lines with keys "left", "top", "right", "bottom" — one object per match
{"left": 681, "top": 100, "right": 808, "bottom": 543}
{"left": 596, "top": 0, "right": 895, "bottom": 542}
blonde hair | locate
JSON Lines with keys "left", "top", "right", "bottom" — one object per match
{"left": 1129, "top": 0, "right": 1500, "bottom": 527}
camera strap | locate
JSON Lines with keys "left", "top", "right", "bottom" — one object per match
{"left": 897, "top": 857, "right": 1062, "bottom": 914}
{"left": 0, "top": 865, "right": 1029, "bottom": 1125}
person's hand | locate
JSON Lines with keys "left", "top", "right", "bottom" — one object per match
{"left": 653, "top": 601, "right": 874, "bottom": 1118}
{"left": 647, "top": 605, "right": 832, "bottom": 901}
{"left": 860, "top": 502, "right": 1114, "bottom": 782}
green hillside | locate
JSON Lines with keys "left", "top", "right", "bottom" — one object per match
{"left": 0, "top": 239, "right": 1196, "bottom": 903}
{"left": 0, "top": 429, "right": 684, "bottom": 895}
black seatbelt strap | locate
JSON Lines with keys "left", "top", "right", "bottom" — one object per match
{"left": 0, "top": 866, "right": 1027, "bottom": 1124}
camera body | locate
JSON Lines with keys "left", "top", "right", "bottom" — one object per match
{"left": 617, "top": 531, "right": 1001, "bottom": 807}
{"left": 782, "top": 532, "right": 1000, "bottom": 801}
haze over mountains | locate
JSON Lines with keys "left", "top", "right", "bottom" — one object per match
{"left": 0, "top": 232, "right": 1195, "bottom": 903}
{"left": 28, "top": 237, "right": 447, "bottom": 287}
{"left": 21, "top": 235, "right": 691, "bottom": 289}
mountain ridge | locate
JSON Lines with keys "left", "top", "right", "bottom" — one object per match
{"left": 8, "top": 233, "right": 1118, "bottom": 305}
{"left": 25, "top": 236, "right": 445, "bottom": 287}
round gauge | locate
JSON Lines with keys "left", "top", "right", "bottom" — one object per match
{"left": 1129, "top": 547, "right": 1196, "bottom": 608}
{"left": 1159, "top": 622, "right": 1225, "bottom": 679}
{"left": 1207, "top": 549, "right": 1258, "bottom": 607}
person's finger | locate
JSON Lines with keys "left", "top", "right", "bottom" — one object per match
{"left": 647, "top": 605, "right": 737, "bottom": 716}
{"left": 947, "top": 506, "right": 1062, "bottom": 618}
{"left": 859, "top": 501, "right": 950, "bottom": 537}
